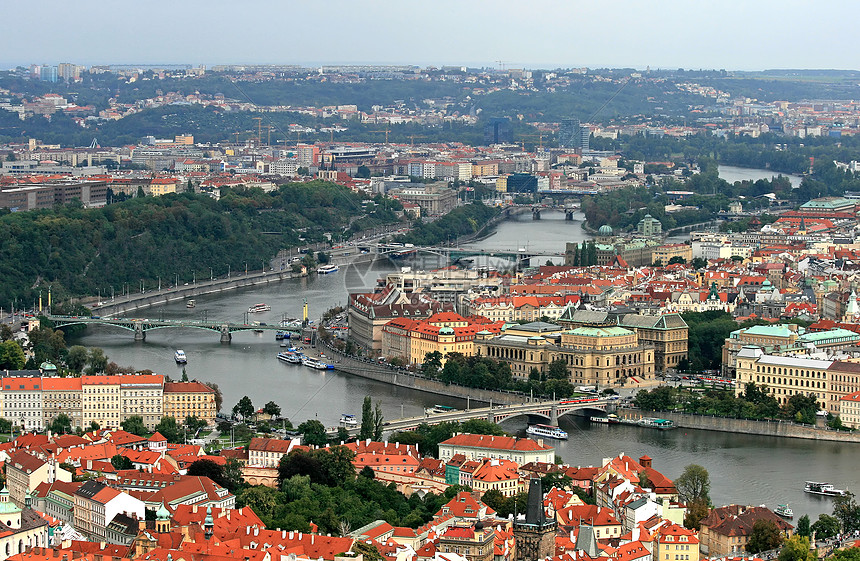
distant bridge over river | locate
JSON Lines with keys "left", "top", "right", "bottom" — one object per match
{"left": 46, "top": 314, "right": 301, "bottom": 343}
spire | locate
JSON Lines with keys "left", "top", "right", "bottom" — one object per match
{"left": 204, "top": 506, "right": 214, "bottom": 540}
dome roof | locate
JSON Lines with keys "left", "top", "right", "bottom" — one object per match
{"left": 156, "top": 502, "right": 171, "bottom": 520}
{"left": 598, "top": 224, "right": 613, "bottom": 235}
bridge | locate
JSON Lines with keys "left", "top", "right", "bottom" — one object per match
{"left": 326, "top": 398, "right": 616, "bottom": 437}
{"left": 374, "top": 243, "right": 566, "bottom": 265}
{"left": 46, "top": 314, "right": 302, "bottom": 343}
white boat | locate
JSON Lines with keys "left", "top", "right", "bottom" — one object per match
{"left": 174, "top": 350, "right": 187, "bottom": 364}
{"left": 340, "top": 414, "right": 358, "bottom": 426}
{"left": 301, "top": 356, "right": 334, "bottom": 370}
{"left": 590, "top": 414, "right": 620, "bottom": 424}
{"left": 186, "top": 300, "right": 196, "bottom": 308}
{"left": 316, "top": 264, "right": 339, "bottom": 275}
{"left": 526, "top": 424, "right": 568, "bottom": 440}
{"left": 804, "top": 481, "right": 847, "bottom": 497}
{"left": 248, "top": 303, "right": 271, "bottom": 313}
{"left": 775, "top": 504, "right": 793, "bottom": 519}
{"left": 277, "top": 351, "right": 302, "bottom": 364}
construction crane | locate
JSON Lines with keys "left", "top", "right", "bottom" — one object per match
{"left": 233, "top": 132, "right": 240, "bottom": 145}
{"left": 252, "top": 117, "right": 263, "bottom": 145}
{"left": 407, "top": 134, "right": 427, "bottom": 147}
{"left": 265, "top": 125, "right": 274, "bottom": 146}
{"left": 496, "top": 60, "right": 510, "bottom": 72}
{"left": 370, "top": 126, "right": 391, "bottom": 144}
{"left": 520, "top": 132, "right": 548, "bottom": 152}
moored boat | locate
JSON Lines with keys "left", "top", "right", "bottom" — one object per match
{"left": 340, "top": 414, "right": 358, "bottom": 426}
{"left": 316, "top": 264, "right": 339, "bottom": 274}
{"left": 590, "top": 414, "right": 620, "bottom": 424}
{"left": 526, "top": 424, "right": 569, "bottom": 440}
{"left": 277, "top": 350, "right": 303, "bottom": 364}
{"left": 248, "top": 303, "right": 271, "bottom": 313}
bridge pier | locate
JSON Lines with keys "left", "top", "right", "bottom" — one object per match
{"left": 220, "top": 325, "right": 232, "bottom": 343}
{"left": 550, "top": 404, "right": 559, "bottom": 425}
{"left": 532, "top": 207, "right": 541, "bottom": 220}
{"left": 133, "top": 323, "right": 145, "bottom": 341}
{"left": 487, "top": 411, "right": 495, "bottom": 423}
{"left": 565, "top": 210, "right": 575, "bottom": 221}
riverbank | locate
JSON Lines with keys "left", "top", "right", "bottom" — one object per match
{"left": 624, "top": 409, "right": 860, "bottom": 443}
{"left": 322, "top": 339, "right": 526, "bottom": 405}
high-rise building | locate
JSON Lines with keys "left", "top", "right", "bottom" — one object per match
{"left": 560, "top": 118, "right": 590, "bottom": 151}
{"left": 39, "top": 66, "right": 58, "bottom": 83}
{"left": 484, "top": 118, "right": 512, "bottom": 145}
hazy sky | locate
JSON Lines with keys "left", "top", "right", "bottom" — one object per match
{"left": 3, "top": 0, "right": 858, "bottom": 71}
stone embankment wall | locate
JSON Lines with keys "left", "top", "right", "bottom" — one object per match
{"left": 628, "top": 409, "right": 860, "bottom": 443}
{"left": 324, "top": 342, "right": 524, "bottom": 405}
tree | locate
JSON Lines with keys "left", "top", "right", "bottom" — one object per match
{"left": 796, "top": 514, "right": 811, "bottom": 537}
{"left": 0, "top": 324, "right": 12, "bottom": 342}
{"left": 65, "top": 345, "right": 89, "bottom": 372}
{"left": 185, "top": 416, "right": 207, "bottom": 434}
{"left": 547, "top": 359, "right": 569, "bottom": 380}
{"left": 233, "top": 396, "right": 255, "bottom": 421}
{"left": 154, "top": 416, "right": 182, "bottom": 443}
{"left": 48, "top": 413, "right": 72, "bottom": 435}
{"left": 263, "top": 401, "right": 281, "bottom": 418}
{"left": 297, "top": 419, "right": 327, "bottom": 447}
{"left": 359, "top": 396, "right": 374, "bottom": 440}
{"left": 188, "top": 459, "right": 227, "bottom": 488}
{"left": 0, "top": 341, "right": 25, "bottom": 370}
{"left": 811, "top": 513, "right": 841, "bottom": 541}
{"left": 675, "top": 464, "right": 710, "bottom": 505}
{"left": 832, "top": 548, "right": 860, "bottom": 561}
{"left": 422, "top": 351, "right": 443, "bottom": 378}
{"left": 372, "top": 402, "right": 385, "bottom": 441}
{"left": 121, "top": 415, "right": 147, "bottom": 436}
{"left": 85, "top": 347, "right": 108, "bottom": 374}
{"left": 684, "top": 498, "right": 710, "bottom": 530}
{"left": 181, "top": 368, "right": 189, "bottom": 382}
{"left": 205, "top": 381, "right": 223, "bottom": 412}
{"left": 778, "top": 535, "right": 816, "bottom": 561}
{"left": 747, "top": 519, "right": 784, "bottom": 553}
{"left": 668, "top": 256, "right": 687, "bottom": 265}
{"left": 222, "top": 458, "right": 244, "bottom": 492}
{"left": 111, "top": 454, "right": 134, "bottom": 470}
{"left": 359, "top": 466, "right": 375, "bottom": 479}
{"left": 834, "top": 492, "right": 860, "bottom": 534}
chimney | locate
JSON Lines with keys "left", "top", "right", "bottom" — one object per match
{"left": 193, "top": 505, "right": 198, "bottom": 513}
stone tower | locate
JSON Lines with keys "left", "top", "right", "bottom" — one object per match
{"left": 514, "top": 478, "right": 557, "bottom": 561}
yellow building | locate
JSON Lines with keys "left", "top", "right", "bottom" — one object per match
{"left": 734, "top": 347, "right": 860, "bottom": 414}
{"left": 381, "top": 312, "right": 504, "bottom": 364}
{"left": 495, "top": 175, "right": 508, "bottom": 192}
{"left": 651, "top": 243, "right": 693, "bottom": 265}
{"left": 475, "top": 322, "right": 655, "bottom": 386}
{"left": 839, "top": 391, "right": 860, "bottom": 428}
{"left": 471, "top": 161, "right": 499, "bottom": 177}
{"left": 163, "top": 381, "right": 217, "bottom": 426}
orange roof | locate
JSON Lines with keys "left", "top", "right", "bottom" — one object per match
{"left": 440, "top": 433, "right": 553, "bottom": 452}
{"left": 42, "top": 377, "right": 83, "bottom": 390}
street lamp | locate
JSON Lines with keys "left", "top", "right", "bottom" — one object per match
{"left": 175, "top": 273, "right": 179, "bottom": 288}
{"left": 244, "top": 262, "right": 248, "bottom": 275}
{"left": 209, "top": 267, "right": 213, "bottom": 281}
{"left": 227, "top": 264, "right": 230, "bottom": 278}
{"left": 158, "top": 276, "right": 161, "bottom": 291}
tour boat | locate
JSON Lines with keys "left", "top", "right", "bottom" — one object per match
{"left": 277, "top": 351, "right": 303, "bottom": 364}
{"left": 340, "top": 414, "right": 358, "bottom": 427}
{"left": 526, "top": 424, "right": 569, "bottom": 440}
{"left": 775, "top": 504, "right": 793, "bottom": 519}
{"left": 316, "top": 264, "right": 339, "bottom": 274}
{"left": 186, "top": 299, "right": 196, "bottom": 308}
{"left": 590, "top": 414, "right": 620, "bottom": 424}
{"left": 174, "top": 350, "right": 187, "bottom": 364}
{"left": 301, "top": 356, "right": 334, "bottom": 370}
{"left": 425, "top": 405, "right": 458, "bottom": 415}
{"left": 804, "top": 481, "right": 847, "bottom": 497}
{"left": 248, "top": 303, "right": 271, "bottom": 313}
{"left": 275, "top": 330, "right": 292, "bottom": 340}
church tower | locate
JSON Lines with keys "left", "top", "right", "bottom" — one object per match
{"left": 513, "top": 478, "right": 557, "bottom": 561}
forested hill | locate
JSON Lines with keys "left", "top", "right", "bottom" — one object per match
{"left": 0, "top": 182, "right": 400, "bottom": 307}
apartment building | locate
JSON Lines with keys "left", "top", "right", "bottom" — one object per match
{"left": 73, "top": 480, "right": 145, "bottom": 542}
{"left": 1, "top": 377, "right": 44, "bottom": 431}
{"left": 162, "top": 382, "right": 217, "bottom": 425}
{"left": 42, "top": 377, "right": 83, "bottom": 430}
{"left": 5, "top": 450, "right": 72, "bottom": 507}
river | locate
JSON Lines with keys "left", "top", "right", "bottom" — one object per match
{"left": 68, "top": 211, "right": 855, "bottom": 521}
{"left": 718, "top": 165, "right": 804, "bottom": 189}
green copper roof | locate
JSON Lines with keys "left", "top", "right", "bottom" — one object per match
{"left": 569, "top": 326, "right": 634, "bottom": 337}
{"left": 800, "top": 329, "right": 860, "bottom": 343}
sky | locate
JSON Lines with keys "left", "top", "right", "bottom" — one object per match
{"left": 2, "top": 0, "right": 858, "bottom": 71}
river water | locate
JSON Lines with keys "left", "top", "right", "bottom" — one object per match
{"left": 68, "top": 210, "right": 856, "bottom": 521}
{"left": 718, "top": 165, "right": 804, "bottom": 189}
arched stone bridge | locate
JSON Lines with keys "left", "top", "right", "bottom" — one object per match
{"left": 327, "top": 398, "right": 616, "bottom": 437}
{"left": 46, "top": 314, "right": 301, "bottom": 343}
